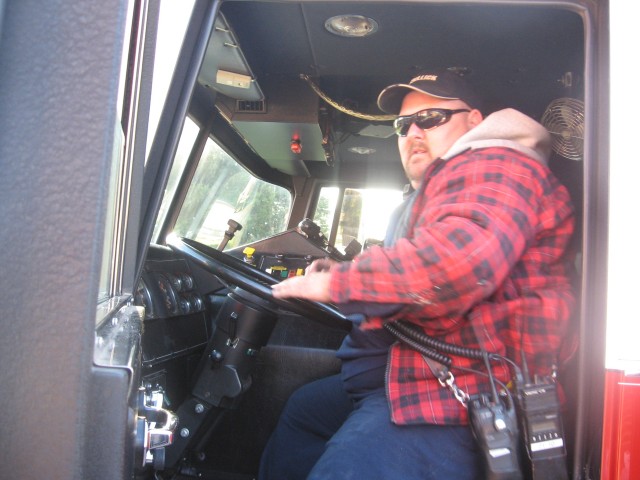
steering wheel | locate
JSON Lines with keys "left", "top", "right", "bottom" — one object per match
{"left": 167, "top": 236, "right": 352, "bottom": 331}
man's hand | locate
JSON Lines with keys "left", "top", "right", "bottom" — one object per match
{"left": 305, "top": 258, "right": 336, "bottom": 274}
{"left": 271, "top": 258, "right": 336, "bottom": 302}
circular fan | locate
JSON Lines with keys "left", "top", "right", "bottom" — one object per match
{"left": 541, "top": 97, "right": 585, "bottom": 161}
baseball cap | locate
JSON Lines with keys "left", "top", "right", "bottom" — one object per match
{"left": 377, "top": 69, "right": 482, "bottom": 114}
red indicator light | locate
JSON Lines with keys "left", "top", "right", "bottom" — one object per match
{"left": 290, "top": 136, "right": 302, "bottom": 154}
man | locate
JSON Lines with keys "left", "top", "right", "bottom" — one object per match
{"left": 261, "top": 70, "right": 575, "bottom": 479}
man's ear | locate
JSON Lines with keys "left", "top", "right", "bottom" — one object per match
{"left": 468, "top": 109, "right": 484, "bottom": 128}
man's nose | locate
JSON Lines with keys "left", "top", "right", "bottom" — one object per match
{"left": 405, "top": 121, "right": 425, "bottom": 137}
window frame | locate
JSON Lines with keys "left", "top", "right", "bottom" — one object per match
{"left": 96, "top": 0, "right": 160, "bottom": 322}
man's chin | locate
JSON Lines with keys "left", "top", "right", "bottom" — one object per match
{"left": 407, "top": 161, "right": 431, "bottom": 180}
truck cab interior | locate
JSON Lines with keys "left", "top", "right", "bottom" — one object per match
{"left": 130, "top": 1, "right": 596, "bottom": 477}
{"left": 0, "top": 0, "right": 608, "bottom": 479}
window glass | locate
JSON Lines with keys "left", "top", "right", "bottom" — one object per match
{"left": 97, "top": 125, "right": 125, "bottom": 303}
{"left": 316, "top": 187, "right": 404, "bottom": 249}
{"left": 98, "top": 0, "right": 195, "bottom": 304}
{"left": 173, "top": 138, "right": 292, "bottom": 249}
{"left": 147, "top": 0, "right": 195, "bottom": 156}
{"left": 152, "top": 116, "right": 200, "bottom": 241}
{"left": 313, "top": 186, "right": 339, "bottom": 237}
{"left": 97, "top": 0, "right": 134, "bottom": 304}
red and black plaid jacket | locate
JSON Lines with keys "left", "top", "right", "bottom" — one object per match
{"left": 329, "top": 147, "right": 575, "bottom": 425}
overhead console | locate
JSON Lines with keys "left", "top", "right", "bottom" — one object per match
{"left": 216, "top": 75, "right": 324, "bottom": 177}
{"left": 198, "top": 12, "right": 324, "bottom": 176}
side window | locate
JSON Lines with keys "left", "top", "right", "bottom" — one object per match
{"left": 315, "top": 187, "right": 404, "bottom": 249}
{"left": 172, "top": 138, "right": 292, "bottom": 249}
{"left": 147, "top": 0, "right": 195, "bottom": 156}
{"left": 97, "top": 124, "right": 125, "bottom": 304}
{"left": 313, "top": 186, "right": 339, "bottom": 237}
{"left": 98, "top": 0, "right": 195, "bottom": 305}
{"left": 96, "top": 0, "right": 137, "bottom": 305}
{"left": 152, "top": 116, "right": 200, "bottom": 240}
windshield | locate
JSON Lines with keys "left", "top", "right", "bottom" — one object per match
{"left": 159, "top": 122, "right": 292, "bottom": 249}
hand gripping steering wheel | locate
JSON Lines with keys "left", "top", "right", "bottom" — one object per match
{"left": 167, "top": 236, "right": 352, "bottom": 331}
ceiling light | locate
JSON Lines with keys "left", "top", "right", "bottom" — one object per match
{"left": 348, "top": 146, "right": 376, "bottom": 155}
{"left": 324, "top": 15, "right": 378, "bottom": 38}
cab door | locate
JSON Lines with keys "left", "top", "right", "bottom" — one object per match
{"left": 0, "top": 1, "right": 158, "bottom": 478}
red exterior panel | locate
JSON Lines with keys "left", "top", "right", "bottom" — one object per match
{"left": 601, "top": 370, "right": 640, "bottom": 479}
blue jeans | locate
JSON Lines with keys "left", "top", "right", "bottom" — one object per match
{"left": 259, "top": 374, "right": 481, "bottom": 479}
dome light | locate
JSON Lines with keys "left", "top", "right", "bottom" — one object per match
{"left": 324, "top": 15, "right": 378, "bottom": 38}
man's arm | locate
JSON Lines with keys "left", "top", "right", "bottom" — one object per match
{"left": 273, "top": 151, "right": 573, "bottom": 327}
{"left": 329, "top": 151, "right": 573, "bottom": 318}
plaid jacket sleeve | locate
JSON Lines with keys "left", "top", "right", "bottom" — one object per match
{"left": 328, "top": 147, "right": 575, "bottom": 425}
{"left": 329, "top": 148, "right": 574, "bottom": 334}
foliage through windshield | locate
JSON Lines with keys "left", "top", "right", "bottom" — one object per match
{"left": 171, "top": 132, "right": 292, "bottom": 249}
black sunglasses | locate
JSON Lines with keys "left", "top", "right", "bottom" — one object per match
{"left": 393, "top": 108, "right": 470, "bottom": 136}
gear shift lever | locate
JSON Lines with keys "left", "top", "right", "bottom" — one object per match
{"left": 217, "top": 219, "right": 243, "bottom": 251}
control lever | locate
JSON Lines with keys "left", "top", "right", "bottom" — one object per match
{"left": 297, "top": 218, "right": 361, "bottom": 261}
{"left": 343, "top": 238, "right": 362, "bottom": 259}
{"left": 297, "top": 218, "right": 327, "bottom": 246}
{"left": 217, "top": 219, "right": 243, "bottom": 251}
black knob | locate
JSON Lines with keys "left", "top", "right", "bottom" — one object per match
{"left": 210, "top": 350, "right": 224, "bottom": 362}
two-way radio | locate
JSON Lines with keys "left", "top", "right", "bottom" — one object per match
{"left": 517, "top": 381, "right": 568, "bottom": 480}
{"left": 385, "top": 320, "right": 569, "bottom": 480}
{"left": 468, "top": 393, "right": 523, "bottom": 480}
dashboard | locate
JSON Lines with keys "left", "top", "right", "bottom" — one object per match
{"left": 135, "top": 227, "right": 352, "bottom": 366}
{"left": 126, "top": 225, "right": 356, "bottom": 472}
{"left": 136, "top": 259, "right": 205, "bottom": 319}
{"left": 137, "top": 246, "right": 210, "bottom": 367}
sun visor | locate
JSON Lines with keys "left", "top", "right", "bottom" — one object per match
{"left": 198, "top": 13, "right": 264, "bottom": 101}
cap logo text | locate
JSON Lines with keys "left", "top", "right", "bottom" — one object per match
{"left": 411, "top": 74, "right": 438, "bottom": 83}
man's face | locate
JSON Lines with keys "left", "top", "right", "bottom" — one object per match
{"left": 397, "top": 91, "right": 482, "bottom": 189}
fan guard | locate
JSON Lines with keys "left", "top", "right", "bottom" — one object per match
{"left": 541, "top": 97, "right": 585, "bottom": 161}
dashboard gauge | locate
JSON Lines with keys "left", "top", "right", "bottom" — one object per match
{"left": 165, "top": 273, "right": 183, "bottom": 292}
{"left": 190, "top": 294, "right": 204, "bottom": 312}
{"left": 165, "top": 272, "right": 194, "bottom": 293}
{"left": 180, "top": 273, "right": 194, "bottom": 290}
{"left": 156, "top": 274, "right": 179, "bottom": 315}
{"left": 134, "top": 278, "right": 154, "bottom": 318}
{"left": 179, "top": 296, "right": 192, "bottom": 315}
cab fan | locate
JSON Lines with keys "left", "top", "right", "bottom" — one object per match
{"left": 541, "top": 97, "right": 584, "bottom": 161}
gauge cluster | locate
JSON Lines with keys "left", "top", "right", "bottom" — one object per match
{"left": 136, "top": 258, "right": 205, "bottom": 320}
